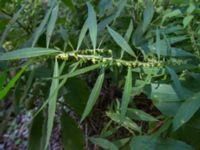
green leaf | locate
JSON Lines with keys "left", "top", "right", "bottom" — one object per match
{"left": 89, "top": 137, "right": 118, "bottom": 150}
{"left": 0, "top": 48, "right": 60, "bottom": 60}
{"left": 64, "top": 78, "right": 89, "bottom": 115}
{"left": 80, "top": 68, "right": 105, "bottom": 122}
{"left": 162, "top": 9, "right": 182, "bottom": 24}
{"left": 155, "top": 28, "right": 161, "bottom": 59}
{"left": 45, "top": 59, "right": 59, "bottom": 150}
{"left": 0, "top": 5, "right": 24, "bottom": 46}
{"left": 106, "top": 111, "right": 141, "bottom": 132}
{"left": 166, "top": 67, "right": 191, "bottom": 99}
{"left": 124, "top": 19, "right": 133, "bottom": 42}
{"left": 0, "top": 71, "right": 6, "bottom": 90}
{"left": 183, "top": 15, "right": 194, "bottom": 28}
{"left": 107, "top": 26, "right": 136, "bottom": 58}
{"left": 130, "top": 136, "right": 194, "bottom": 150}
{"left": 149, "top": 83, "right": 183, "bottom": 116}
{"left": 173, "top": 92, "right": 200, "bottom": 131}
{"left": 142, "top": 0, "right": 154, "bottom": 32}
{"left": 87, "top": 2, "right": 97, "bottom": 50}
{"left": 28, "top": 111, "right": 45, "bottom": 150}
{"left": 0, "top": 65, "right": 27, "bottom": 100}
{"left": 76, "top": 20, "right": 88, "bottom": 50}
{"left": 120, "top": 67, "right": 132, "bottom": 118}
{"left": 32, "top": 8, "right": 52, "bottom": 47}
{"left": 46, "top": 4, "right": 59, "bottom": 48}
{"left": 61, "top": 111, "right": 84, "bottom": 150}
{"left": 127, "top": 108, "right": 157, "bottom": 122}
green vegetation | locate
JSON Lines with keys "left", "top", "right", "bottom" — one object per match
{"left": 0, "top": 0, "right": 200, "bottom": 149}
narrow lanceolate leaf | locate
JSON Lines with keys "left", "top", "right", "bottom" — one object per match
{"left": 173, "top": 92, "right": 200, "bottom": 131}
{"left": 76, "top": 20, "right": 88, "bottom": 50}
{"left": 81, "top": 68, "right": 105, "bottom": 122}
{"left": 46, "top": 4, "right": 59, "bottom": 48}
{"left": 33, "top": 63, "right": 99, "bottom": 119}
{"left": 156, "top": 28, "right": 161, "bottom": 59}
{"left": 0, "top": 48, "right": 60, "bottom": 60}
{"left": 32, "top": 8, "right": 52, "bottom": 47}
{"left": 142, "top": 0, "right": 154, "bottom": 32}
{"left": 0, "top": 65, "right": 27, "bottom": 100}
{"left": 89, "top": 137, "right": 118, "bottom": 150}
{"left": 120, "top": 67, "right": 132, "bottom": 118}
{"left": 166, "top": 67, "right": 190, "bottom": 99}
{"left": 107, "top": 26, "right": 136, "bottom": 58}
{"left": 87, "top": 2, "right": 97, "bottom": 50}
{"left": 124, "top": 19, "right": 133, "bottom": 42}
{"left": 45, "top": 59, "right": 59, "bottom": 150}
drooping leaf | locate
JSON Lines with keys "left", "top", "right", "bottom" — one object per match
{"left": 87, "top": 2, "right": 97, "bottom": 50}
{"left": 107, "top": 26, "right": 136, "bottom": 57}
{"left": 0, "top": 64, "right": 27, "bottom": 100}
{"left": 0, "top": 48, "right": 60, "bottom": 60}
{"left": 81, "top": 68, "right": 105, "bottom": 122}
{"left": 61, "top": 110, "right": 84, "bottom": 150}
{"left": 45, "top": 59, "right": 59, "bottom": 150}
{"left": 89, "top": 137, "right": 118, "bottom": 150}
{"left": 130, "top": 136, "right": 194, "bottom": 150}
{"left": 173, "top": 92, "right": 200, "bottom": 131}
{"left": 46, "top": 4, "right": 59, "bottom": 48}
{"left": 120, "top": 67, "right": 132, "bottom": 118}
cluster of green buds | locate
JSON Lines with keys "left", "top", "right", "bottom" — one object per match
{"left": 56, "top": 49, "right": 165, "bottom": 68}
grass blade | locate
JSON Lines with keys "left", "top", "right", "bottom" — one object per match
{"left": 107, "top": 26, "right": 136, "bottom": 58}
{"left": 81, "top": 68, "right": 105, "bottom": 122}
{"left": 156, "top": 28, "right": 161, "bottom": 59}
{"left": 0, "top": 64, "right": 28, "bottom": 100}
{"left": 45, "top": 59, "right": 59, "bottom": 150}
{"left": 120, "top": 67, "right": 132, "bottom": 118}
{"left": 0, "top": 48, "right": 61, "bottom": 60}
{"left": 46, "top": 4, "right": 59, "bottom": 48}
{"left": 87, "top": 2, "right": 97, "bottom": 50}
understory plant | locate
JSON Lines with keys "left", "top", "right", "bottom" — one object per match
{"left": 0, "top": 0, "right": 200, "bottom": 149}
